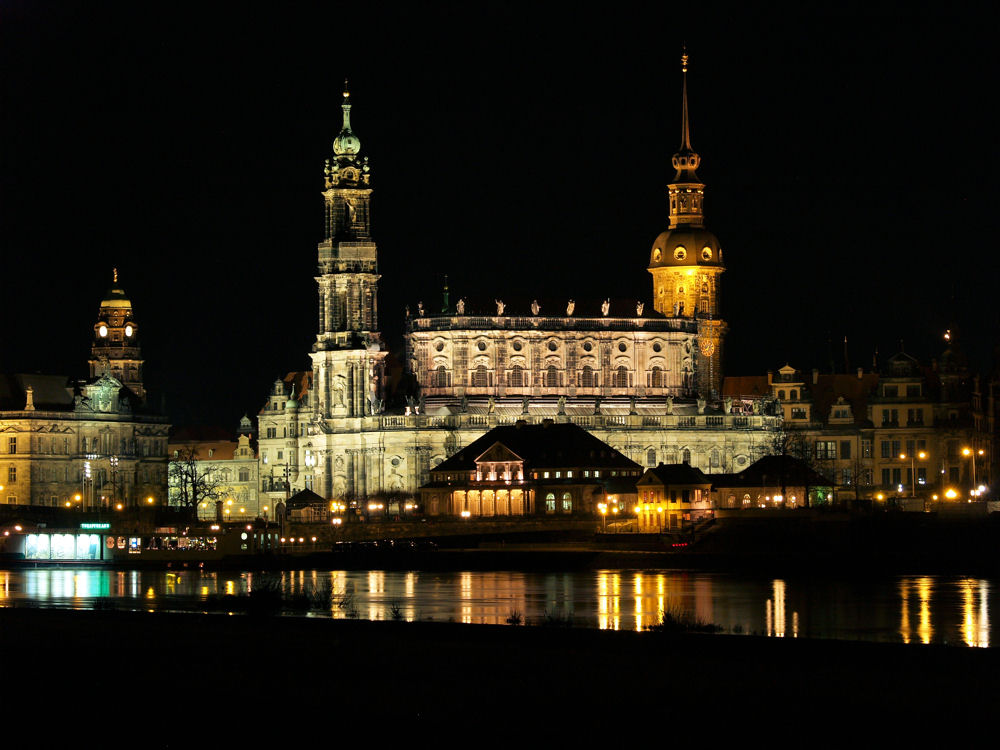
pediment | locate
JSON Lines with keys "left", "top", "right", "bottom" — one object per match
{"left": 475, "top": 442, "right": 523, "bottom": 465}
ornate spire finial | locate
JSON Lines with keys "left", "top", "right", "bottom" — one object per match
{"left": 113, "top": 267, "right": 118, "bottom": 283}
{"left": 680, "top": 47, "right": 692, "bottom": 152}
{"left": 343, "top": 77, "right": 350, "bottom": 99}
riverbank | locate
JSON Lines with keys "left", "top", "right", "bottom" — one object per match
{"left": 1, "top": 606, "right": 997, "bottom": 741}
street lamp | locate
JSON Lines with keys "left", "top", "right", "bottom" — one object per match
{"left": 899, "top": 451, "right": 927, "bottom": 499}
{"left": 962, "top": 447, "right": 985, "bottom": 497}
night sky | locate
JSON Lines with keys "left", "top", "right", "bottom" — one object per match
{"left": 2, "top": 4, "right": 997, "bottom": 429}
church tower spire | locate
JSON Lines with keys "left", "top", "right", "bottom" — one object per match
{"left": 647, "top": 50, "right": 727, "bottom": 399}
{"left": 311, "top": 82, "right": 387, "bottom": 422}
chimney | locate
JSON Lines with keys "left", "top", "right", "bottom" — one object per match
{"left": 25, "top": 385, "right": 35, "bottom": 411}
{"left": 812, "top": 369, "right": 819, "bottom": 385}
{"left": 857, "top": 367, "right": 863, "bottom": 379}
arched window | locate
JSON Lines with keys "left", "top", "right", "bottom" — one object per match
{"left": 561, "top": 492, "right": 572, "bottom": 513}
{"left": 545, "top": 493, "right": 556, "bottom": 513}
{"left": 546, "top": 366, "right": 559, "bottom": 387}
{"left": 472, "top": 365, "right": 489, "bottom": 388}
{"left": 614, "top": 366, "right": 629, "bottom": 388}
{"left": 682, "top": 448, "right": 691, "bottom": 465}
{"left": 580, "top": 366, "right": 595, "bottom": 388}
{"left": 777, "top": 389, "right": 786, "bottom": 400}
{"left": 650, "top": 366, "right": 663, "bottom": 388}
{"left": 646, "top": 449, "right": 657, "bottom": 467}
{"left": 742, "top": 493, "right": 751, "bottom": 506}
{"left": 710, "top": 448, "right": 720, "bottom": 468}
{"left": 509, "top": 365, "right": 523, "bottom": 387}
{"left": 435, "top": 366, "right": 448, "bottom": 388}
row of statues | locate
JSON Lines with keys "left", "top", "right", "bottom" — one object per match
{"left": 406, "top": 300, "right": 648, "bottom": 318}
{"left": 395, "top": 393, "right": 775, "bottom": 417}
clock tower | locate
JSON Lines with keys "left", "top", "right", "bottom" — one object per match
{"left": 310, "top": 83, "right": 388, "bottom": 420}
{"left": 89, "top": 269, "right": 145, "bottom": 403}
{"left": 647, "top": 51, "right": 727, "bottom": 398}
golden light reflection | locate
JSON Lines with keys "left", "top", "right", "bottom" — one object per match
{"left": 461, "top": 571, "right": 472, "bottom": 624}
{"left": 918, "top": 576, "right": 932, "bottom": 645}
{"left": 0, "top": 571, "right": 8, "bottom": 599}
{"left": 225, "top": 580, "right": 235, "bottom": 596}
{"left": 960, "top": 578, "right": 989, "bottom": 648}
{"left": 900, "top": 579, "right": 911, "bottom": 644}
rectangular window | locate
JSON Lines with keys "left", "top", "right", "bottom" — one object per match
{"left": 881, "top": 469, "right": 891, "bottom": 486}
{"left": 304, "top": 475, "right": 313, "bottom": 491}
{"left": 554, "top": 471, "right": 561, "bottom": 479}
{"left": 277, "top": 451, "right": 283, "bottom": 460}
{"left": 815, "top": 441, "right": 836, "bottom": 460}
{"left": 892, "top": 440, "right": 901, "bottom": 457}
{"left": 906, "top": 384, "right": 921, "bottom": 397}
{"left": 593, "top": 470, "right": 600, "bottom": 478}
{"left": 791, "top": 408, "right": 807, "bottom": 420}
{"left": 545, "top": 499, "right": 555, "bottom": 513}
{"left": 583, "top": 470, "right": 590, "bottom": 478}
{"left": 266, "top": 427, "right": 276, "bottom": 439}
{"left": 7, "top": 466, "right": 15, "bottom": 483}
{"left": 840, "top": 441, "right": 852, "bottom": 460}
{"left": 908, "top": 409, "right": 923, "bottom": 426}
{"left": 917, "top": 468, "right": 927, "bottom": 485}
{"left": 881, "top": 441, "right": 892, "bottom": 459}
{"left": 566, "top": 471, "right": 573, "bottom": 478}
{"left": 884, "top": 386, "right": 898, "bottom": 397}
{"left": 841, "top": 468, "right": 852, "bottom": 485}
{"left": 8, "top": 437, "right": 15, "bottom": 454}
{"left": 862, "top": 440, "right": 873, "bottom": 458}
{"left": 543, "top": 471, "right": 550, "bottom": 479}
{"left": 892, "top": 468, "right": 902, "bottom": 485}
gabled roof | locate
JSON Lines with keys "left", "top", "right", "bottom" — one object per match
{"left": 639, "top": 463, "right": 711, "bottom": 486}
{"left": 432, "top": 421, "right": 640, "bottom": 473}
{"left": 286, "top": 489, "right": 327, "bottom": 509}
{"left": 475, "top": 442, "right": 523, "bottom": 464}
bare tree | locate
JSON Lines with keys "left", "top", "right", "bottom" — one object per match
{"left": 168, "top": 446, "right": 225, "bottom": 520}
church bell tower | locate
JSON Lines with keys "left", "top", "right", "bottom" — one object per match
{"left": 89, "top": 269, "right": 146, "bottom": 403}
{"left": 646, "top": 51, "right": 727, "bottom": 398}
{"left": 310, "top": 82, "right": 388, "bottom": 419}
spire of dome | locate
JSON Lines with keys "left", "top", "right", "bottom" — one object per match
{"left": 333, "top": 78, "right": 361, "bottom": 162}
{"left": 671, "top": 47, "right": 701, "bottom": 182}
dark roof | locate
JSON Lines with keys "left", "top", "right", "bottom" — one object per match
{"left": 809, "top": 372, "right": 879, "bottom": 426}
{"left": 432, "top": 421, "right": 641, "bottom": 473}
{"left": 0, "top": 373, "right": 76, "bottom": 411}
{"left": 169, "top": 425, "right": 235, "bottom": 442}
{"left": 711, "top": 454, "right": 831, "bottom": 489}
{"left": 640, "top": 463, "right": 711, "bottom": 486}
{"left": 722, "top": 375, "right": 768, "bottom": 398}
{"left": 286, "top": 489, "right": 327, "bottom": 509}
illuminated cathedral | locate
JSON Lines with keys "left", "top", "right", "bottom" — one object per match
{"left": 257, "top": 59, "right": 781, "bottom": 513}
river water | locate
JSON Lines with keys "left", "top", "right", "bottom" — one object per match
{"left": 0, "top": 567, "right": 992, "bottom": 647}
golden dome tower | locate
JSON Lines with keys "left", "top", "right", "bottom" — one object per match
{"left": 647, "top": 49, "right": 727, "bottom": 397}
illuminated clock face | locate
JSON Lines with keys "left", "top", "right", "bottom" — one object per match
{"left": 125, "top": 324, "right": 133, "bottom": 337}
{"left": 98, "top": 325, "right": 108, "bottom": 338}
{"left": 699, "top": 339, "right": 716, "bottom": 357}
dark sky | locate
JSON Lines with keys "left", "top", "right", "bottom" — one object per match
{"left": 2, "top": 4, "right": 997, "bottom": 428}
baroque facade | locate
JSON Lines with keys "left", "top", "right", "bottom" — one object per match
{"left": 0, "top": 276, "right": 170, "bottom": 508}
{"left": 258, "top": 63, "right": 782, "bottom": 511}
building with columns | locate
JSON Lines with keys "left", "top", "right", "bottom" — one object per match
{"left": 257, "top": 61, "right": 782, "bottom": 514}
{"left": 0, "top": 276, "right": 170, "bottom": 508}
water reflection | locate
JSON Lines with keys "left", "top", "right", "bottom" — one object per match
{"left": 0, "top": 568, "right": 994, "bottom": 647}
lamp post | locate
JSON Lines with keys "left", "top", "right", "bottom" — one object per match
{"left": 962, "top": 447, "right": 984, "bottom": 497}
{"left": 899, "top": 451, "right": 927, "bottom": 499}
